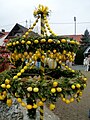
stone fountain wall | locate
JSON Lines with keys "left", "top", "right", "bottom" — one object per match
{"left": 0, "top": 99, "right": 60, "bottom": 120}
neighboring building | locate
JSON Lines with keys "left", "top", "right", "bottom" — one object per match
{"left": 0, "top": 23, "right": 40, "bottom": 45}
{"left": 0, "top": 30, "right": 9, "bottom": 46}
{"left": 0, "top": 23, "right": 40, "bottom": 72}
{"left": 5, "top": 23, "right": 39, "bottom": 40}
{"left": 63, "top": 35, "right": 82, "bottom": 42}
{"left": 5, "top": 23, "right": 28, "bottom": 39}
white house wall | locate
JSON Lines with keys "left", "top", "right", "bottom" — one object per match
{"left": 0, "top": 35, "right": 8, "bottom": 46}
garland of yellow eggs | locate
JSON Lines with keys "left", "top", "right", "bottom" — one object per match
{"left": 0, "top": 75, "right": 87, "bottom": 110}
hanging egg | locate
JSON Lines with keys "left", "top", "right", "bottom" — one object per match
{"left": 44, "top": 58, "right": 49, "bottom": 66}
{"left": 48, "top": 58, "right": 57, "bottom": 69}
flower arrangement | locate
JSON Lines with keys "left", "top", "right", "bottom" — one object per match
{"left": 0, "top": 46, "right": 10, "bottom": 72}
{"left": 33, "top": 4, "right": 50, "bottom": 17}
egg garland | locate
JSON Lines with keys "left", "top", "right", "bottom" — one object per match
{"left": 0, "top": 4, "right": 87, "bottom": 120}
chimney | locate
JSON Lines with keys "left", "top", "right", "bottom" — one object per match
{"left": 2, "top": 29, "right": 5, "bottom": 32}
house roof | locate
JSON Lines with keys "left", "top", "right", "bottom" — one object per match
{"left": 0, "top": 32, "right": 9, "bottom": 39}
{"left": 62, "top": 35, "right": 82, "bottom": 42}
{"left": 6, "top": 23, "right": 39, "bottom": 39}
{"left": 0, "top": 32, "right": 4, "bottom": 38}
{"left": 6, "top": 23, "right": 28, "bottom": 39}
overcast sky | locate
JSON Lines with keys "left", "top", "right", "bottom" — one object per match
{"left": 0, "top": 0, "right": 90, "bottom": 35}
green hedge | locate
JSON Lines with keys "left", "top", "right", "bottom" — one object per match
{"left": 75, "top": 47, "right": 85, "bottom": 65}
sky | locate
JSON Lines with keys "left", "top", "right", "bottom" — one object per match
{"left": 0, "top": 0, "right": 90, "bottom": 35}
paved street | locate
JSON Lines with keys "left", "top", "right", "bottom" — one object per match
{"left": 72, "top": 65, "right": 86, "bottom": 71}
{"left": 54, "top": 70, "right": 90, "bottom": 120}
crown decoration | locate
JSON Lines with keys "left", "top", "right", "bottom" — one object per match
{"left": 0, "top": 4, "right": 87, "bottom": 119}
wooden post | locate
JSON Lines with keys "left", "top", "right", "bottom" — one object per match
{"left": 40, "top": 14, "right": 44, "bottom": 120}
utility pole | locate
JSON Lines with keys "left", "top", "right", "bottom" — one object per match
{"left": 74, "top": 17, "right": 76, "bottom": 35}
{"left": 29, "top": 19, "right": 31, "bottom": 28}
{"left": 25, "top": 20, "right": 28, "bottom": 28}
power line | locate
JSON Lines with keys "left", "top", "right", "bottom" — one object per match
{"left": 50, "top": 22, "right": 90, "bottom": 24}
{"left": 0, "top": 21, "right": 90, "bottom": 29}
{"left": 0, "top": 21, "right": 26, "bottom": 28}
